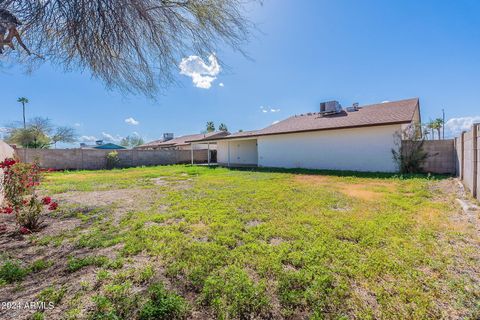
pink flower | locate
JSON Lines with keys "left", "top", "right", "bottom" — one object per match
{"left": 42, "top": 197, "right": 52, "bottom": 205}
{"left": 19, "top": 226, "right": 31, "bottom": 235}
{"left": 0, "top": 158, "right": 16, "bottom": 169}
{"left": 1, "top": 207, "right": 13, "bottom": 214}
{"left": 48, "top": 202, "right": 58, "bottom": 211}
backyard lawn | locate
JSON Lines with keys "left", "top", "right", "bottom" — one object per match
{"left": 1, "top": 165, "right": 479, "bottom": 319}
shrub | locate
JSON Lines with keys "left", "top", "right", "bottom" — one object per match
{"left": 0, "top": 260, "right": 28, "bottom": 283}
{"left": 106, "top": 151, "right": 120, "bottom": 170}
{"left": 391, "top": 126, "right": 433, "bottom": 174}
{"left": 29, "top": 259, "right": 53, "bottom": 273}
{"left": 38, "top": 286, "right": 66, "bottom": 304}
{"left": 90, "top": 282, "right": 139, "bottom": 319}
{"left": 30, "top": 312, "right": 45, "bottom": 320}
{"left": 0, "top": 158, "right": 58, "bottom": 232}
{"left": 67, "top": 256, "right": 109, "bottom": 272}
{"left": 139, "top": 283, "right": 189, "bottom": 320}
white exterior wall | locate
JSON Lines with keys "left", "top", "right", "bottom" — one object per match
{"left": 217, "top": 139, "right": 258, "bottom": 165}
{"left": 257, "top": 124, "right": 402, "bottom": 172}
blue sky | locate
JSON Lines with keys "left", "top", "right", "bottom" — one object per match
{"left": 1, "top": 0, "right": 480, "bottom": 145}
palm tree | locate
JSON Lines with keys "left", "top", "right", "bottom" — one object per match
{"left": 422, "top": 126, "right": 431, "bottom": 140}
{"left": 218, "top": 123, "right": 228, "bottom": 132}
{"left": 426, "top": 121, "right": 435, "bottom": 140}
{"left": 17, "top": 97, "right": 29, "bottom": 129}
{"left": 433, "top": 118, "right": 444, "bottom": 140}
{"left": 206, "top": 121, "right": 215, "bottom": 133}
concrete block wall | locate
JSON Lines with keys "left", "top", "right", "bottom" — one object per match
{"left": 456, "top": 124, "right": 479, "bottom": 201}
{"left": 419, "top": 140, "right": 456, "bottom": 174}
{"left": 16, "top": 148, "right": 208, "bottom": 170}
{"left": 463, "top": 130, "right": 475, "bottom": 194}
{"left": 477, "top": 125, "right": 480, "bottom": 201}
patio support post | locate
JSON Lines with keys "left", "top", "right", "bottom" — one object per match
{"left": 191, "top": 144, "right": 194, "bottom": 165}
{"left": 207, "top": 143, "right": 210, "bottom": 165}
{"left": 227, "top": 141, "right": 231, "bottom": 167}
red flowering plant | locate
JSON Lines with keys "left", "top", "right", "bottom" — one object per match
{"left": 0, "top": 157, "right": 59, "bottom": 233}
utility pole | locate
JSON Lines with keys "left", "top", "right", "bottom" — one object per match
{"left": 442, "top": 109, "right": 445, "bottom": 140}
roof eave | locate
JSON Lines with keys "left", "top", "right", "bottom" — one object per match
{"left": 206, "top": 120, "right": 413, "bottom": 141}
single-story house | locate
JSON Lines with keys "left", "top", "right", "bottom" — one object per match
{"left": 80, "top": 140, "right": 126, "bottom": 150}
{"left": 187, "top": 98, "right": 421, "bottom": 172}
{"left": 137, "top": 132, "right": 228, "bottom": 150}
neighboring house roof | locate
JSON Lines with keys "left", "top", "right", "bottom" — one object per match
{"left": 187, "top": 130, "right": 259, "bottom": 142}
{"left": 138, "top": 131, "right": 229, "bottom": 149}
{"left": 191, "top": 98, "right": 420, "bottom": 142}
{"left": 93, "top": 143, "right": 126, "bottom": 150}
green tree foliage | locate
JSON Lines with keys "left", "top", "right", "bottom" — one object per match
{"left": 120, "top": 135, "right": 145, "bottom": 148}
{"left": 432, "top": 118, "right": 444, "bottom": 140}
{"left": 218, "top": 123, "right": 228, "bottom": 132}
{"left": 391, "top": 125, "right": 432, "bottom": 173}
{"left": 5, "top": 117, "right": 76, "bottom": 148}
{"left": 206, "top": 121, "right": 215, "bottom": 133}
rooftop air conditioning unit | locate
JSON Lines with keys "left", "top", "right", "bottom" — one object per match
{"left": 163, "top": 133, "right": 174, "bottom": 141}
{"left": 346, "top": 102, "right": 361, "bottom": 112}
{"left": 95, "top": 140, "right": 104, "bottom": 146}
{"left": 319, "top": 100, "right": 342, "bottom": 116}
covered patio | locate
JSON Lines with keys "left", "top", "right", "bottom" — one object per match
{"left": 188, "top": 131, "right": 259, "bottom": 167}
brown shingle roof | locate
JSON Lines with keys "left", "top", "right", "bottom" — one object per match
{"left": 258, "top": 98, "right": 419, "bottom": 136}
{"left": 193, "top": 98, "right": 419, "bottom": 142}
{"left": 137, "top": 131, "right": 228, "bottom": 148}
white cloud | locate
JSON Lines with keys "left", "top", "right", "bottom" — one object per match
{"left": 80, "top": 135, "right": 97, "bottom": 142}
{"left": 445, "top": 116, "right": 480, "bottom": 137}
{"left": 102, "top": 132, "right": 122, "bottom": 142}
{"left": 132, "top": 131, "right": 140, "bottom": 136}
{"left": 260, "top": 106, "right": 280, "bottom": 113}
{"left": 125, "top": 117, "right": 139, "bottom": 125}
{"left": 179, "top": 54, "right": 220, "bottom": 89}
{"left": 219, "top": 82, "right": 224, "bottom": 87}
{"left": 74, "top": 123, "right": 82, "bottom": 127}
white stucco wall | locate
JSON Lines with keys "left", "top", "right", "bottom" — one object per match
{"left": 217, "top": 139, "right": 258, "bottom": 165}
{"left": 257, "top": 124, "right": 403, "bottom": 172}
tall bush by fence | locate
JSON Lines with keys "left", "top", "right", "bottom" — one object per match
{"left": 15, "top": 148, "right": 209, "bottom": 170}
{"left": 402, "top": 139, "right": 456, "bottom": 174}
{"left": 455, "top": 123, "right": 479, "bottom": 201}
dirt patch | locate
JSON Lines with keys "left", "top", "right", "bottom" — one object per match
{"left": 294, "top": 175, "right": 331, "bottom": 184}
{"left": 340, "top": 185, "right": 383, "bottom": 201}
{"left": 245, "top": 220, "right": 262, "bottom": 228}
{"left": 294, "top": 175, "right": 394, "bottom": 201}
{"left": 269, "top": 237, "right": 285, "bottom": 246}
{"left": 55, "top": 189, "right": 148, "bottom": 207}
{"left": 152, "top": 177, "right": 168, "bottom": 186}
